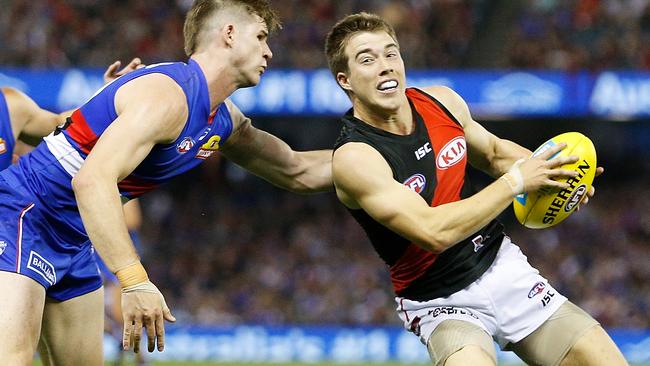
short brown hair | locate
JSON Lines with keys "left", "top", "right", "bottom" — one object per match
{"left": 325, "top": 12, "right": 398, "bottom": 77}
{"left": 184, "top": 0, "right": 281, "bottom": 56}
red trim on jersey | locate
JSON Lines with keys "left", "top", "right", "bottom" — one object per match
{"left": 16, "top": 203, "right": 35, "bottom": 273}
{"left": 67, "top": 109, "right": 99, "bottom": 155}
{"left": 118, "top": 176, "right": 158, "bottom": 198}
{"left": 390, "top": 243, "right": 438, "bottom": 293}
{"left": 388, "top": 89, "right": 468, "bottom": 294}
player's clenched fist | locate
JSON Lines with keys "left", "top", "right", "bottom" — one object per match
{"left": 116, "top": 262, "right": 176, "bottom": 353}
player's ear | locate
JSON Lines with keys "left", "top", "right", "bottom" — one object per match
{"left": 222, "top": 24, "right": 235, "bottom": 47}
{"left": 337, "top": 72, "right": 352, "bottom": 92}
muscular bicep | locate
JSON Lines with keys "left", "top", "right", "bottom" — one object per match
{"left": 333, "top": 143, "right": 438, "bottom": 247}
{"left": 78, "top": 74, "right": 187, "bottom": 182}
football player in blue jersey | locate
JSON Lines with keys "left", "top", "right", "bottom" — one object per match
{"left": 0, "top": 1, "right": 332, "bottom": 365}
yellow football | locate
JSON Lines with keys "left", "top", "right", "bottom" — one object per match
{"left": 513, "top": 132, "right": 597, "bottom": 229}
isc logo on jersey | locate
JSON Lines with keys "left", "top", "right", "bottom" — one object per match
{"left": 436, "top": 136, "right": 466, "bottom": 170}
{"left": 403, "top": 174, "right": 426, "bottom": 193}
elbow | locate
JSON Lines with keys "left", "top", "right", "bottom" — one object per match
{"left": 419, "top": 228, "right": 457, "bottom": 254}
{"left": 71, "top": 170, "right": 100, "bottom": 197}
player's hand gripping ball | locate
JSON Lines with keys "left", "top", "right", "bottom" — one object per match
{"left": 513, "top": 132, "right": 597, "bottom": 229}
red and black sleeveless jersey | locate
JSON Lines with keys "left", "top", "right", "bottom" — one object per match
{"left": 334, "top": 88, "right": 504, "bottom": 301}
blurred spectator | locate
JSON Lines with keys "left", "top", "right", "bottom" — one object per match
{"left": 0, "top": 0, "right": 484, "bottom": 69}
{"left": 506, "top": 0, "right": 650, "bottom": 70}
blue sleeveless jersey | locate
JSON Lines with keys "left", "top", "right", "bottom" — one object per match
{"left": 0, "top": 91, "right": 15, "bottom": 170}
{"left": 1, "top": 59, "right": 233, "bottom": 243}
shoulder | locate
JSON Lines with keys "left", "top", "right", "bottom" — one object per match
{"left": 1, "top": 87, "right": 37, "bottom": 110}
{"left": 417, "top": 86, "right": 471, "bottom": 127}
{"left": 333, "top": 142, "right": 389, "bottom": 182}
{"left": 115, "top": 73, "right": 187, "bottom": 117}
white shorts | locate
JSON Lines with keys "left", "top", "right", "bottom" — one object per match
{"left": 396, "top": 236, "right": 567, "bottom": 349}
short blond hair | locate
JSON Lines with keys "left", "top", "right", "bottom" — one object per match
{"left": 184, "top": 0, "right": 281, "bottom": 56}
{"left": 325, "top": 12, "right": 398, "bottom": 77}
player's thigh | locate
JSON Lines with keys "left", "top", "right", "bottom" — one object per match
{"left": 41, "top": 286, "right": 105, "bottom": 366}
{"left": 560, "top": 325, "right": 628, "bottom": 366}
{"left": 508, "top": 301, "right": 626, "bottom": 366}
{"left": 0, "top": 271, "right": 46, "bottom": 364}
{"left": 427, "top": 319, "right": 496, "bottom": 366}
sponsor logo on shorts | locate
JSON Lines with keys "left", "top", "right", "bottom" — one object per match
{"left": 27, "top": 251, "right": 56, "bottom": 285}
{"left": 429, "top": 306, "right": 479, "bottom": 320}
{"left": 0, "top": 240, "right": 7, "bottom": 255}
{"left": 403, "top": 174, "right": 426, "bottom": 193}
{"left": 541, "top": 290, "right": 556, "bottom": 307}
{"left": 177, "top": 137, "right": 195, "bottom": 154}
{"left": 436, "top": 136, "right": 466, "bottom": 170}
{"left": 528, "top": 281, "right": 546, "bottom": 298}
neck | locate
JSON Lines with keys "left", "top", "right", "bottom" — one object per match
{"left": 352, "top": 94, "right": 412, "bottom": 135}
{"left": 191, "top": 54, "right": 239, "bottom": 110}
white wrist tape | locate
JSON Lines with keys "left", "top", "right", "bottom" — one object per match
{"left": 503, "top": 158, "right": 525, "bottom": 195}
{"left": 122, "top": 280, "right": 170, "bottom": 308}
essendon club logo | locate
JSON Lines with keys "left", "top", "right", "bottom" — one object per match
{"left": 403, "top": 174, "right": 426, "bottom": 194}
{"left": 436, "top": 136, "right": 466, "bottom": 170}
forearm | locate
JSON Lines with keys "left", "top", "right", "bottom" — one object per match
{"left": 72, "top": 174, "right": 140, "bottom": 273}
{"left": 418, "top": 175, "right": 515, "bottom": 251}
{"left": 290, "top": 150, "right": 334, "bottom": 194}
{"left": 484, "top": 139, "right": 531, "bottom": 177}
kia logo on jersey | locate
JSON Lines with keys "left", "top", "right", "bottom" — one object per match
{"left": 403, "top": 174, "right": 426, "bottom": 193}
{"left": 436, "top": 136, "right": 466, "bottom": 170}
{"left": 177, "top": 137, "right": 195, "bottom": 154}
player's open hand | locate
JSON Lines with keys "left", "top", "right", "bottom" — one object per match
{"left": 104, "top": 57, "right": 144, "bottom": 84}
{"left": 517, "top": 142, "right": 580, "bottom": 193}
{"left": 121, "top": 280, "right": 176, "bottom": 353}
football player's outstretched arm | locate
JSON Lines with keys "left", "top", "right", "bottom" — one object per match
{"left": 2, "top": 87, "right": 61, "bottom": 146}
{"left": 219, "top": 100, "right": 333, "bottom": 194}
{"left": 72, "top": 73, "right": 185, "bottom": 354}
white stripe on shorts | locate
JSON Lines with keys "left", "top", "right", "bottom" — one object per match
{"left": 16, "top": 203, "right": 35, "bottom": 273}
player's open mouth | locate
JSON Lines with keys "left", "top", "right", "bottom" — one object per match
{"left": 377, "top": 79, "right": 398, "bottom": 93}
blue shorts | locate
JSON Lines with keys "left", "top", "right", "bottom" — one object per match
{"left": 0, "top": 177, "right": 102, "bottom": 301}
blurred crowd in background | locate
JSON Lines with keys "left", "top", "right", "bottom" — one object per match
{"left": 3, "top": 0, "right": 650, "bottom": 70}
{"left": 1, "top": 0, "right": 649, "bottom": 330}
